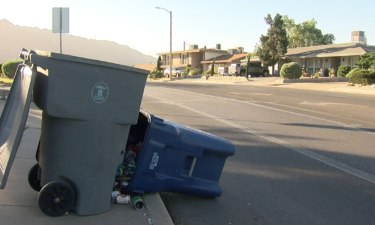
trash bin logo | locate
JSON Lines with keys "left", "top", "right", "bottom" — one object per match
{"left": 92, "top": 82, "right": 109, "bottom": 104}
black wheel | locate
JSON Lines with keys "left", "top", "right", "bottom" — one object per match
{"left": 263, "top": 71, "right": 269, "bottom": 77}
{"left": 35, "top": 140, "right": 41, "bottom": 162}
{"left": 28, "top": 163, "right": 42, "bottom": 191}
{"left": 38, "top": 181, "right": 75, "bottom": 217}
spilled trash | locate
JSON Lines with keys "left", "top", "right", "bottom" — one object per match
{"left": 111, "top": 141, "right": 144, "bottom": 210}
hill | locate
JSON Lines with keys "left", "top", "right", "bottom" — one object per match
{"left": 0, "top": 19, "right": 156, "bottom": 66}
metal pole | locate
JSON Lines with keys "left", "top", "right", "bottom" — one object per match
{"left": 60, "top": 7, "right": 62, "bottom": 54}
{"left": 169, "top": 11, "right": 172, "bottom": 80}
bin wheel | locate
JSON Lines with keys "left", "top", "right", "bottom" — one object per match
{"left": 38, "top": 181, "right": 75, "bottom": 217}
{"left": 28, "top": 163, "right": 42, "bottom": 191}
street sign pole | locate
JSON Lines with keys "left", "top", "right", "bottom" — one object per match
{"left": 60, "top": 7, "right": 62, "bottom": 53}
{"left": 52, "top": 7, "right": 69, "bottom": 54}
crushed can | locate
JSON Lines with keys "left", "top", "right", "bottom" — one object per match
{"left": 133, "top": 196, "right": 144, "bottom": 210}
{"left": 111, "top": 191, "right": 121, "bottom": 202}
{"left": 116, "top": 194, "right": 130, "bottom": 204}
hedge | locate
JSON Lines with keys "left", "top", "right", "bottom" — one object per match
{"left": 349, "top": 69, "right": 375, "bottom": 85}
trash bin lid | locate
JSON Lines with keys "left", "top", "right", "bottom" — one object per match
{"left": 0, "top": 64, "right": 36, "bottom": 189}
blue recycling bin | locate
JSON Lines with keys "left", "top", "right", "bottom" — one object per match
{"left": 122, "top": 109, "right": 235, "bottom": 198}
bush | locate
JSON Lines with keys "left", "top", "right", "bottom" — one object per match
{"left": 280, "top": 62, "right": 302, "bottom": 79}
{"left": 346, "top": 68, "right": 361, "bottom": 78}
{"left": 1, "top": 60, "right": 23, "bottom": 79}
{"left": 186, "top": 67, "right": 191, "bottom": 74}
{"left": 189, "top": 70, "right": 198, "bottom": 76}
{"left": 324, "top": 68, "right": 329, "bottom": 77}
{"left": 188, "top": 68, "right": 200, "bottom": 76}
{"left": 329, "top": 69, "right": 336, "bottom": 77}
{"left": 181, "top": 72, "right": 188, "bottom": 78}
{"left": 312, "top": 71, "right": 320, "bottom": 79}
{"left": 337, "top": 65, "right": 351, "bottom": 77}
{"left": 349, "top": 69, "right": 375, "bottom": 85}
{"left": 148, "top": 69, "right": 163, "bottom": 79}
{"left": 202, "top": 70, "right": 211, "bottom": 75}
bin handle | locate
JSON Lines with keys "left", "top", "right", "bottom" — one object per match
{"left": 188, "top": 157, "right": 197, "bottom": 176}
{"left": 19, "top": 48, "right": 36, "bottom": 61}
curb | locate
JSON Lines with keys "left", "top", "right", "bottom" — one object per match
{"left": 330, "top": 87, "right": 375, "bottom": 95}
{"left": 281, "top": 77, "right": 349, "bottom": 83}
{"left": 0, "top": 88, "right": 10, "bottom": 100}
{"left": 145, "top": 193, "right": 174, "bottom": 225}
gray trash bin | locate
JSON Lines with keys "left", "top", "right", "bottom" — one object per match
{"left": 1, "top": 49, "right": 148, "bottom": 216}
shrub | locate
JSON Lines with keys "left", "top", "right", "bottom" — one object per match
{"left": 329, "top": 68, "right": 336, "bottom": 77}
{"left": 337, "top": 65, "right": 351, "bottom": 77}
{"left": 312, "top": 71, "right": 320, "bottom": 78}
{"left": 181, "top": 72, "right": 188, "bottom": 78}
{"left": 202, "top": 70, "right": 211, "bottom": 75}
{"left": 346, "top": 68, "right": 361, "bottom": 78}
{"left": 2, "top": 60, "right": 23, "bottom": 79}
{"left": 148, "top": 69, "right": 163, "bottom": 79}
{"left": 280, "top": 62, "right": 302, "bottom": 79}
{"left": 189, "top": 70, "right": 198, "bottom": 76}
{"left": 186, "top": 67, "right": 191, "bottom": 74}
{"left": 324, "top": 68, "right": 329, "bottom": 77}
{"left": 188, "top": 68, "right": 200, "bottom": 76}
{"left": 349, "top": 69, "right": 375, "bottom": 85}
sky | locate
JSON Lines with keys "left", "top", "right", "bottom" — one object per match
{"left": 1, "top": 0, "right": 374, "bottom": 58}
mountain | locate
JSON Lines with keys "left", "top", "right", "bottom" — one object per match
{"left": 0, "top": 19, "right": 156, "bottom": 66}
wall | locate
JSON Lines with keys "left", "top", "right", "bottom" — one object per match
{"left": 204, "top": 52, "right": 228, "bottom": 61}
{"left": 190, "top": 52, "right": 204, "bottom": 72}
{"left": 172, "top": 53, "right": 181, "bottom": 66}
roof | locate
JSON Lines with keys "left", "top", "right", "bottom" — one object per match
{"left": 133, "top": 63, "right": 156, "bottom": 72}
{"left": 285, "top": 42, "right": 375, "bottom": 58}
{"left": 240, "top": 56, "right": 262, "bottom": 62}
{"left": 202, "top": 53, "right": 248, "bottom": 64}
{"left": 156, "top": 48, "right": 229, "bottom": 55}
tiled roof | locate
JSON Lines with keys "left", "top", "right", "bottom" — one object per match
{"left": 133, "top": 63, "right": 156, "bottom": 72}
{"left": 156, "top": 48, "right": 229, "bottom": 55}
{"left": 285, "top": 43, "right": 375, "bottom": 58}
{"left": 202, "top": 53, "right": 248, "bottom": 63}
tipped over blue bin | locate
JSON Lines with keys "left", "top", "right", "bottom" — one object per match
{"left": 124, "top": 109, "right": 236, "bottom": 198}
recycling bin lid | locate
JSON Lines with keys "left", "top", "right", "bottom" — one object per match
{"left": 0, "top": 63, "right": 36, "bottom": 189}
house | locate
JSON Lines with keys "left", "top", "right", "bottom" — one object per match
{"left": 201, "top": 53, "right": 248, "bottom": 71}
{"left": 156, "top": 44, "right": 244, "bottom": 72}
{"left": 282, "top": 42, "right": 375, "bottom": 75}
{"left": 240, "top": 42, "right": 375, "bottom": 76}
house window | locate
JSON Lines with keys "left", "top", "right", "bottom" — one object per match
{"left": 182, "top": 54, "right": 188, "bottom": 64}
{"left": 351, "top": 56, "right": 359, "bottom": 68}
{"left": 307, "top": 59, "right": 321, "bottom": 74}
{"left": 307, "top": 59, "right": 314, "bottom": 74}
{"left": 165, "top": 55, "right": 170, "bottom": 65}
{"left": 314, "top": 59, "right": 321, "bottom": 73}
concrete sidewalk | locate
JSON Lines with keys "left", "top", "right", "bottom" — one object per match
{"left": 0, "top": 102, "right": 174, "bottom": 225}
{"left": 152, "top": 76, "right": 375, "bottom": 96}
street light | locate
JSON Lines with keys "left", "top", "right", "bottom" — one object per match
{"left": 155, "top": 6, "right": 172, "bottom": 80}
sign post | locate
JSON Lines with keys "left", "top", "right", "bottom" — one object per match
{"left": 52, "top": 7, "right": 69, "bottom": 54}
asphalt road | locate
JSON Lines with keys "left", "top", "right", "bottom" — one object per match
{"left": 141, "top": 82, "right": 375, "bottom": 225}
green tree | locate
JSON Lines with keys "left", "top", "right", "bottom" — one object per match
{"left": 357, "top": 52, "right": 375, "bottom": 69}
{"left": 245, "top": 53, "right": 252, "bottom": 77}
{"left": 157, "top": 56, "right": 162, "bottom": 71}
{"left": 210, "top": 57, "right": 216, "bottom": 76}
{"left": 255, "top": 13, "right": 288, "bottom": 75}
{"left": 284, "top": 17, "right": 335, "bottom": 48}
{"left": 282, "top": 15, "right": 296, "bottom": 38}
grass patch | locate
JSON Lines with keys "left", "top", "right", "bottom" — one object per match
{"left": 0, "top": 77, "right": 13, "bottom": 84}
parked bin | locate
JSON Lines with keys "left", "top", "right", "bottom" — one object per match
{"left": 0, "top": 49, "right": 148, "bottom": 216}
{"left": 116, "top": 109, "right": 236, "bottom": 198}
